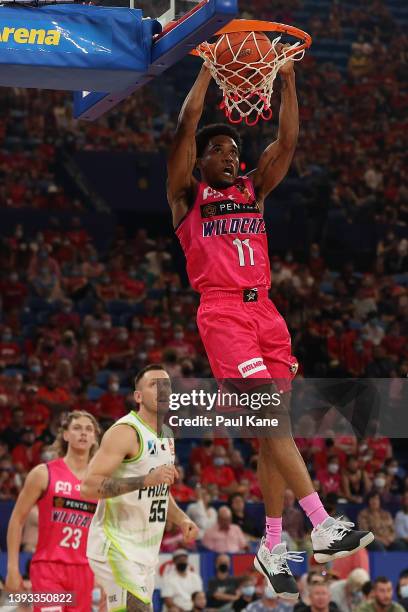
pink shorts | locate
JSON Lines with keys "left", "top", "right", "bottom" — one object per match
{"left": 30, "top": 561, "right": 94, "bottom": 612}
{"left": 197, "top": 289, "right": 298, "bottom": 392}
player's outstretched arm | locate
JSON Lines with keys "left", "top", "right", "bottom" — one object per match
{"left": 252, "top": 46, "right": 299, "bottom": 200}
{"left": 6, "top": 464, "right": 48, "bottom": 592}
{"left": 80, "top": 424, "right": 177, "bottom": 499}
{"left": 167, "top": 64, "right": 212, "bottom": 227}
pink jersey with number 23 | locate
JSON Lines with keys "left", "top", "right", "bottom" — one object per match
{"left": 32, "top": 458, "right": 97, "bottom": 565}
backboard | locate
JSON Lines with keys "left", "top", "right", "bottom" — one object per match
{"left": 73, "top": 0, "right": 237, "bottom": 120}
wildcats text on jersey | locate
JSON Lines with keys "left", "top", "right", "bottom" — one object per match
{"left": 203, "top": 217, "right": 266, "bottom": 238}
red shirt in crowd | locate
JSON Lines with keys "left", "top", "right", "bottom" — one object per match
{"left": 201, "top": 464, "right": 236, "bottom": 491}
{"left": 316, "top": 468, "right": 341, "bottom": 495}
{"left": 97, "top": 392, "right": 126, "bottom": 420}
{"left": 0, "top": 279, "right": 28, "bottom": 311}
{"left": 12, "top": 441, "right": 43, "bottom": 472}
{"left": 0, "top": 341, "right": 21, "bottom": 365}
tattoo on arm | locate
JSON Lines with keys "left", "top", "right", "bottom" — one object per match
{"left": 127, "top": 592, "right": 152, "bottom": 612}
{"left": 97, "top": 475, "right": 146, "bottom": 498}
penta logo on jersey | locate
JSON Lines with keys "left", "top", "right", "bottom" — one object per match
{"left": 238, "top": 357, "right": 267, "bottom": 378}
{"left": 0, "top": 26, "right": 61, "bottom": 46}
{"left": 55, "top": 480, "right": 72, "bottom": 495}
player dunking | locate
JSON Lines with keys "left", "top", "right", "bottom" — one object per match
{"left": 81, "top": 364, "right": 199, "bottom": 612}
{"left": 6, "top": 411, "right": 101, "bottom": 612}
{"left": 167, "top": 57, "right": 374, "bottom": 598}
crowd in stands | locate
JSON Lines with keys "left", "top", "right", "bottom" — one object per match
{"left": 156, "top": 562, "right": 408, "bottom": 612}
{"left": 0, "top": 0, "right": 407, "bottom": 608}
{"left": 0, "top": 218, "right": 407, "bottom": 515}
{"left": 0, "top": 0, "right": 406, "bottom": 248}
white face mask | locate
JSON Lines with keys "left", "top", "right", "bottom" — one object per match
{"left": 374, "top": 477, "right": 386, "bottom": 489}
{"left": 387, "top": 466, "right": 398, "bottom": 476}
{"left": 328, "top": 463, "right": 339, "bottom": 474}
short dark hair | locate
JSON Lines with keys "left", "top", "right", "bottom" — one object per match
{"left": 367, "top": 490, "right": 380, "bottom": 503}
{"left": 228, "top": 492, "right": 244, "bottom": 505}
{"left": 134, "top": 364, "right": 166, "bottom": 388}
{"left": 374, "top": 577, "right": 391, "bottom": 587}
{"left": 362, "top": 581, "right": 372, "bottom": 597}
{"left": 196, "top": 123, "right": 242, "bottom": 158}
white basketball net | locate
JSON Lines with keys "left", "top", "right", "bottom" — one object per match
{"left": 197, "top": 31, "right": 305, "bottom": 125}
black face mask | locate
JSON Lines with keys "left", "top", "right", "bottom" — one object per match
{"left": 217, "top": 564, "right": 229, "bottom": 573}
{"left": 176, "top": 562, "right": 188, "bottom": 573}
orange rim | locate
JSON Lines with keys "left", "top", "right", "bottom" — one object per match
{"left": 191, "top": 19, "right": 312, "bottom": 56}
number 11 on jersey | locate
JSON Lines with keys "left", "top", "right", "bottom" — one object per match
{"left": 233, "top": 238, "right": 255, "bottom": 267}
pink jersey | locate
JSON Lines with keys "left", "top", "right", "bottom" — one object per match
{"left": 176, "top": 176, "right": 271, "bottom": 293}
{"left": 32, "top": 458, "right": 97, "bottom": 565}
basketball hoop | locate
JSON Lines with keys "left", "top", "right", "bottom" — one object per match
{"left": 193, "top": 20, "right": 312, "bottom": 126}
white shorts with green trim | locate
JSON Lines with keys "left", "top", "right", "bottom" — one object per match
{"left": 89, "top": 546, "right": 155, "bottom": 611}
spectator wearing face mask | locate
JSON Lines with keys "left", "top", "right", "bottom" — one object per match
{"left": 96, "top": 374, "right": 126, "bottom": 422}
{"left": 166, "top": 325, "right": 196, "bottom": 359}
{"left": 246, "top": 581, "right": 295, "bottom": 612}
{"left": 357, "top": 492, "right": 406, "bottom": 551}
{"left": 87, "top": 333, "right": 109, "bottom": 370}
{"left": 330, "top": 569, "right": 370, "bottom": 612}
{"left": 397, "top": 571, "right": 408, "bottom": 612}
{"left": 369, "top": 469, "right": 394, "bottom": 504}
{"left": 233, "top": 576, "right": 258, "bottom": 611}
{"left": 206, "top": 554, "right": 241, "bottom": 609}
{"left": 356, "top": 577, "right": 405, "bottom": 612}
{"left": 105, "top": 327, "right": 134, "bottom": 369}
{"left": 162, "top": 550, "right": 203, "bottom": 612}
{"left": 316, "top": 457, "right": 342, "bottom": 496}
{"left": 26, "top": 357, "right": 43, "bottom": 386}
{"left": 201, "top": 446, "right": 237, "bottom": 498}
{"left": 202, "top": 506, "right": 248, "bottom": 553}
{"left": 0, "top": 327, "right": 22, "bottom": 366}
{"left": 28, "top": 246, "right": 61, "bottom": 281}
{"left": 384, "top": 458, "right": 404, "bottom": 496}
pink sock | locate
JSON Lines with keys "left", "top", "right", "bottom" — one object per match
{"left": 299, "top": 491, "right": 329, "bottom": 527}
{"left": 265, "top": 517, "right": 282, "bottom": 550}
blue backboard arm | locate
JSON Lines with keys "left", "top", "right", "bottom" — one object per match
{"left": 74, "top": 0, "right": 237, "bottom": 120}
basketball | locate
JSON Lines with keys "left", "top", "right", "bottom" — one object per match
{"left": 215, "top": 31, "right": 275, "bottom": 89}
